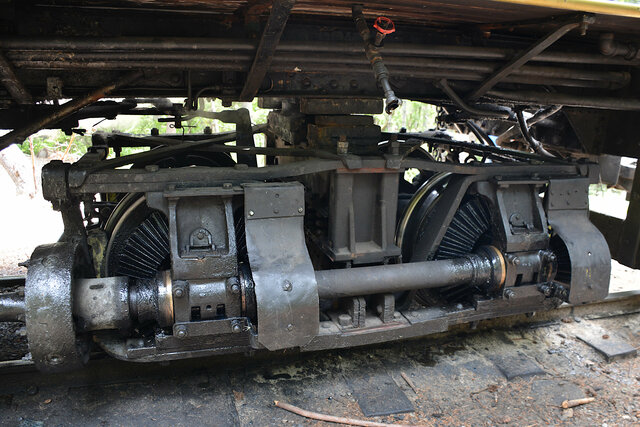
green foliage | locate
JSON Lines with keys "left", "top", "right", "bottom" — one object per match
{"left": 374, "top": 100, "right": 437, "bottom": 132}
{"left": 17, "top": 98, "right": 436, "bottom": 158}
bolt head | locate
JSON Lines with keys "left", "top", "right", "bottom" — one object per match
{"left": 282, "top": 280, "right": 292, "bottom": 292}
{"left": 298, "top": 207, "right": 304, "bottom": 213}
{"left": 231, "top": 284, "right": 241, "bottom": 294}
{"left": 175, "top": 326, "right": 187, "bottom": 338}
{"left": 338, "top": 314, "right": 352, "bottom": 327}
{"left": 286, "top": 324, "right": 294, "bottom": 331}
{"left": 248, "top": 210, "right": 255, "bottom": 217}
{"left": 174, "top": 288, "right": 184, "bottom": 298}
{"left": 231, "top": 323, "right": 242, "bottom": 333}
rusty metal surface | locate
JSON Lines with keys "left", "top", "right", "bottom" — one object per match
{"left": 243, "top": 182, "right": 319, "bottom": 351}
{"left": 24, "top": 242, "right": 89, "bottom": 373}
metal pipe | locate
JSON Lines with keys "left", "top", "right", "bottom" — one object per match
{"left": 10, "top": 51, "right": 629, "bottom": 86}
{"left": 599, "top": 33, "right": 639, "bottom": 61}
{"left": 496, "top": 105, "right": 562, "bottom": 146}
{"left": 0, "top": 291, "right": 25, "bottom": 322}
{"left": 516, "top": 110, "right": 556, "bottom": 158}
{"left": 487, "top": 89, "right": 640, "bottom": 111}
{"left": 436, "top": 79, "right": 512, "bottom": 119}
{"left": 1, "top": 38, "right": 634, "bottom": 66}
{"left": 315, "top": 246, "right": 505, "bottom": 298}
{"left": 352, "top": 5, "right": 400, "bottom": 114}
{"left": 467, "top": 17, "right": 589, "bottom": 101}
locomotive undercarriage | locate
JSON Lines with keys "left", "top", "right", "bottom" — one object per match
{"left": 0, "top": 97, "right": 611, "bottom": 372}
{"left": 1, "top": 0, "right": 637, "bottom": 372}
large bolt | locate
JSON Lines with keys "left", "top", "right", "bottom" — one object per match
{"left": 227, "top": 277, "right": 241, "bottom": 295}
{"left": 175, "top": 325, "right": 188, "bottom": 339}
{"left": 504, "top": 289, "right": 515, "bottom": 300}
{"left": 173, "top": 286, "right": 184, "bottom": 298}
{"left": 231, "top": 321, "right": 242, "bottom": 333}
{"left": 338, "top": 314, "right": 352, "bottom": 327}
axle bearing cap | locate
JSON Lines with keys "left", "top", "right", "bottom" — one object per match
{"left": 25, "top": 242, "right": 91, "bottom": 372}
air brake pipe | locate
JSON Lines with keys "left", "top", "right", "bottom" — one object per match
{"left": 315, "top": 246, "right": 506, "bottom": 299}
{"left": 352, "top": 5, "right": 400, "bottom": 114}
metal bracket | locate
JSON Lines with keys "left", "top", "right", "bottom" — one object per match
{"left": 546, "top": 178, "right": 610, "bottom": 303}
{"left": 244, "top": 182, "right": 318, "bottom": 350}
{"left": 238, "top": 0, "right": 296, "bottom": 101}
{"left": 467, "top": 14, "right": 594, "bottom": 101}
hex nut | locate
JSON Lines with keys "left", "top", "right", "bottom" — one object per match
{"left": 173, "top": 287, "right": 184, "bottom": 298}
{"left": 282, "top": 280, "right": 293, "bottom": 292}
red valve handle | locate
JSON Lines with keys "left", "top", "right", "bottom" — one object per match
{"left": 374, "top": 16, "right": 396, "bottom": 35}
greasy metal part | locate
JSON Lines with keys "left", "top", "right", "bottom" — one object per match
{"left": 496, "top": 105, "right": 562, "bottom": 146}
{"left": 0, "top": 291, "right": 25, "bottom": 322}
{"left": 129, "top": 271, "right": 174, "bottom": 328}
{"left": 25, "top": 242, "right": 90, "bottom": 372}
{"left": 315, "top": 246, "right": 506, "bottom": 299}
{"left": 327, "top": 169, "right": 401, "bottom": 264}
{"left": 244, "top": 182, "right": 319, "bottom": 350}
{"left": 73, "top": 276, "right": 131, "bottom": 331}
{"left": 516, "top": 110, "right": 556, "bottom": 157}
{"left": 67, "top": 125, "right": 266, "bottom": 182}
{"left": 466, "top": 120, "right": 497, "bottom": 147}
{"left": 0, "top": 51, "right": 31, "bottom": 105}
{"left": 352, "top": 5, "right": 400, "bottom": 114}
{"left": 157, "top": 270, "right": 174, "bottom": 327}
{"left": 191, "top": 108, "right": 256, "bottom": 166}
{"left": 64, "top": 158, "right": 584, "bottom": 196}
{"left": 0, "top": 70, "right": 143, "bottom": 151}
{"left": 148, "top": 190, "right": 237, "bottom": 281}
{"left": 546, "top": 178, "right": 610, "bottom": 304}
{"left": 238, "top": 0, "right": 296, "bottom": 101}
{"left": 467, "top": 15, "right": 592, "bottom": 101}
{"left": 436, "top": 79, "right": 511, "bottom": 120}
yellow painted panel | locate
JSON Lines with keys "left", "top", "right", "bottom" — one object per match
{"left": 490, "top": 0, "right": 640, "bottom": 18}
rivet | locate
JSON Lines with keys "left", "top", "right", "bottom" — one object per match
{"left": 298, "top": 207, "right": 304, "bottom": 213}
{"left": 248, "top": 210, "right": 255, "bottom": 217}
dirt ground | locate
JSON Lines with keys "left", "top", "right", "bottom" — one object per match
{"left": 0, "top": 301, "right": 638, "bottom": 426}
